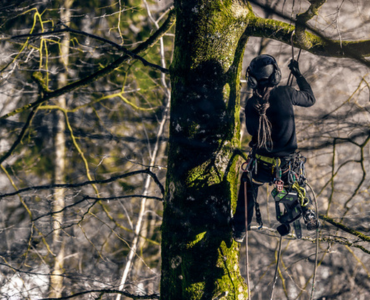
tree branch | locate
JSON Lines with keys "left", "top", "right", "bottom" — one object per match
{"left": 247, "top": 0, "right": 370, "bottom": 62}
{"left": 0, "top": 169, "right": 165, "bottom": 199}
{"left": 319, "top": 214, "right": 370, "bottom": 243}
{"left": 0, "top": 6, "right": 175, "bottom": 120}
{"left": 250, "top": 225, "right": 370, "bottom": 255}
{"left": 40, "top": 289, "right": 159, "bottom": 300}
{"left": 295, "top": 0, "right": 327, "bottom": 48}
{"left": 0, "top": 104, "right": 40, "bottom": 165}
{"left": 10, "top": 23, "right": 169, "bottom": 74}
{"left": 32, "top": 194, "right": 163, "bottom": 222}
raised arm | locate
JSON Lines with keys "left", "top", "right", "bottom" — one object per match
{"left": 288, "top": 59, "right": 316, "bottom": 107}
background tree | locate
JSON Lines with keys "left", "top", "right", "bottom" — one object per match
{"left": 0, "top": 0, "right": 369, "bottom": 299}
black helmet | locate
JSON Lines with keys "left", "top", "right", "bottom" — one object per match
{"left": 246, "top": 54, "right": 281, "bottom": 89}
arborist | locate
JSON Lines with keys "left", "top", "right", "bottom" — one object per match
{"left": 232, "top": 54, "right": 320, "bottom": 243}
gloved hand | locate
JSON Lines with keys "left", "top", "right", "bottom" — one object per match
{"left": 288, "top": 59, "right": 301, "bottom": 77}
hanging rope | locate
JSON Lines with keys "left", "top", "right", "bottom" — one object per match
{"left": 287, "top": 30, "right": 302, "bottom": 87}
{"left": 307, "top": 182, "right": 319, "bottom": 300}
{"left": 270, "top": 236, "right": 282, "bottom": 300}
{"left": 244, "top": 178, "right": 251, "bottom": 300}
{"left": 269, "top": 31, "right": 300, "bottom": 300}
{"left": 287, "top": 29, "right": 320, "bottom": 299}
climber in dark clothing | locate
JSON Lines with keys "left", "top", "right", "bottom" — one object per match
{"left": 233, "top": 54, "right": 320, "bottom": 242}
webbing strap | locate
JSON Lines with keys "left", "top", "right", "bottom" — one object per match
{"left": 255, "top": 154, "right": 280, "bottom": 166}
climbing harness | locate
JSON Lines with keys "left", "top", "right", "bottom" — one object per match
{"left": 246, "top": 152, "right": 310, "bottom": 239}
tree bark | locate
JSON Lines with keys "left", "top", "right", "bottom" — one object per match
{"left": 161, "top": 1, "right": 251, "bottom": 299}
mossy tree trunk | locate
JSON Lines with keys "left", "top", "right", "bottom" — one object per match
{"left": 161, "top": 1, "right": 252, "bottom": 299}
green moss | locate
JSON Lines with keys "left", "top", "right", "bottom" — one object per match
{"left": 223, "top": 83, "right": 230, "bottom": 102}
{"left": 186, "top": 231, "right": 207, "bottom": 249}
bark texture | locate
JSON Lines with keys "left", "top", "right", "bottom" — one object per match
{"left": 161, "top": 1, "right": 251, "bottom": 299}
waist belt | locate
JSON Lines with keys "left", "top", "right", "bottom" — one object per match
{"left": 254, "top": 154, "right": 282, "bottom": 180}
{"left": 255, "top": 154, "right": 281, "bottom": 167}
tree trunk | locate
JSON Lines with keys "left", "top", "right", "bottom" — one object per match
{"left": 49, "top": 0, "right": 73, "bottom": 297}
{"left": 161, "top": 1, "right": 251, "bottom": 299}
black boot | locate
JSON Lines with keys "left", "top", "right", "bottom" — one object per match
{"left": 233, "top": 230, "right": 246, "bottom": 243}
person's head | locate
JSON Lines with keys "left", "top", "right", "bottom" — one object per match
{"left": 246, "top": 54, "right": 281, "bottom": 89}
{"left": 246, "top": 54, "right": 281, "bottom": 151}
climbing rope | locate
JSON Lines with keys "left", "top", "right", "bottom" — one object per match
{"left": 270, "top": 236, "right": 282, "bottom": 300}
{"left": 307, "top": 182, "right": 319, "bottom": 300}
{"left": 287, "top": 29, "right": 320, "bottom": 299}
{"left": 269, "top": 31, "right": 303, "bottom": 300}
{"left": 244, "top": 178, "right": 251, "bottom": 300}
{"left": 287, "top": 30, "right": 302, "bottom": 87}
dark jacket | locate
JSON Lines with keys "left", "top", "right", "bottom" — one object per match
{"left": 245, "top": 75, "right": 316, "bottom": 157}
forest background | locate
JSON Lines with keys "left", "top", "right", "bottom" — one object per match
{"left": 0, "top": 0, "right": 369, "bottom": 299}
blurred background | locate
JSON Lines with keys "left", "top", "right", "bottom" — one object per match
{"left": 0, "top": 0, "right": 369, "bottom": 299}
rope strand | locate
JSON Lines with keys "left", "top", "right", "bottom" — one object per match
{"left": 254, "top": 87, "right": 273, "bottom": 150}
{"left": 307, "top": 182, "right": 319, "bottom": 300}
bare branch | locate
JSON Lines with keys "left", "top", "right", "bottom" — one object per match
{"left": 32, "top": 194, "right": 163, "bottom": 222}
{"left": 40, "top": 289, "right": 159, "bottom": 300}
{"left": 10, "top": 23, "right": 169, "bottom": 74}
{"left": 247, "top": 0, "right": 370, "bottom": 63}
{"left": 0, "top": 6, "right": 175, "bottom": 120}
{"left": 0, "top": 169, "right": 165, "bottom": 199}
{"left": 295, "top": 0, "right": 327, "bottom": 48}
{"left": 319, "top": 214, "right": 370, "bottom": 243}
{"left": 0, "top": 104, "right": 40, "bottom": 165}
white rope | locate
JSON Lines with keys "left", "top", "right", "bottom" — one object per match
{"left": 270, "top": 236, "right": 283, "bottom": 300}
{"left": 307, "top": 182, "right": 319, "bottom": 300}
{"left": 244, "top": 180, "right": 251, "bottom": 300}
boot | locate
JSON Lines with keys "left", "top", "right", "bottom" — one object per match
{"left": 233, "top": 230, "right": 246, "bottom": 243}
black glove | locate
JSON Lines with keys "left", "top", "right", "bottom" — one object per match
{"left": 288, "top": 59, "right": 302, "bottom": 77}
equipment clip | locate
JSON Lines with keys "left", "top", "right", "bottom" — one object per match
{"left": 241, "top": 156, "right": 254, "bottom": 173}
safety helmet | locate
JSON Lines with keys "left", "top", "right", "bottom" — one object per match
{"left": 246, "top": 54, "right": 281, "bottom": 89}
